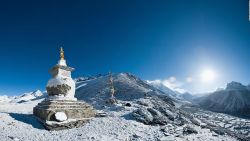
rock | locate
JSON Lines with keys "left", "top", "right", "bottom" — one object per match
{"left": 132, "top": 107, "right": 170, "bottom": 125}
{"left": 212, "top": 133, "right": 218, "bottom": 136}
{"left": 45, "top": 120, "right": 86, "bottom": 131}
{"left": 137, "top": 101, "right": 148, "bottom": 106}
{"left": 132, "top": 134, "right": 141, "bottom": 138}
{"left": 173, "top": 115, "right": 187, "bottom": 126}
{"left": 158, "top": 107, "right": 175, "bottom": 121}
{"left": 106, "top": 97, "right": 118, "bottom": 104}
{"left": 96, "top": 112, "right": 108, "bottom": 117}
{"left": 211, "top": 127, "right": 225, "bottom": 135}
{"left": 147, "top": 108, "right": 162, "bottom": 116}
{"left": 8, "top": 136, "right": 19, "bottom": 141}
{"left": 200, "top": 122, "right": 206, "bottom": 128}
{"left": 153, "top": 116, "right": 169, "bottom": 125}
{"left": 163, "top": 132, "right": 171, "bottom": 136}
{"left": 125, "top": 103, "right": 132, "bottom": 107}
{"left": 159, "top": 136, "right": 175, "bottom": 141}
{"left": 17, "top": 100, "right": 27, "bottom": 103}
{"left": 55, "top": 112, "right": 67, "bottom": 122}
{"left": 130, "top": 134, "right": 142, "bottom": 140}
{"left": 190, "top": 118, "right": 200, "bottom": 126}
{"left": 148, "top": 108, "right": 168, "bottom": 125}
{"left": 132, "top": 108, "right": 153, "bottom": 124}
{"left": 46, "top": 84, "right": 71, "bottom": 96}
{"left": 183, "top": 126, "right": 198, "bottom": 135}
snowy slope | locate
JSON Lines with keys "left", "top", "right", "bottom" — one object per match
{"left": 198, "top": 81, "right": 250, "bottom": 117}
{"left": 75, "top": 73, "right": 175, "bottom": 108}
{"left": 74, "top": 73, "right": 246, "bottom": 140}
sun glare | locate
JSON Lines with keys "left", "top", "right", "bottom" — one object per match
{"left": 201, "top": 69, "right": 216, "bottom": 82}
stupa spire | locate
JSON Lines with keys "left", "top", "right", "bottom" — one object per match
{"left": 60, "top": 47, "right": 65, "bottom": 60}
{"left": 58, "top": 47, "right": 67, "bottom": 66}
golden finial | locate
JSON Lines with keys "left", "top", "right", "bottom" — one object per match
{"left": 60, "top": 47, "right": 65, "bottom": 60}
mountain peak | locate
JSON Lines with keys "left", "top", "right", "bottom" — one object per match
{"left": 198, "top": 81, "right": 250, "bottom": 118}
{"left": 226, "top": 81, "right": 246, "bottom": 90}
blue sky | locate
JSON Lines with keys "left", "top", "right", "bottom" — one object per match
{"left": 0, "top": 0, "right": 249, "bottom": 95}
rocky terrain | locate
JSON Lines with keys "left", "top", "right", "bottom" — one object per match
{"left": 0, "top": 73, "right": 248, "bottom": 141}
{"left": 181, "top": 105, "right": 250, "bottom": 140}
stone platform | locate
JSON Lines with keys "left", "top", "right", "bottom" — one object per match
{"left": 33, "top": 100, "right": 96, "bottom": 130}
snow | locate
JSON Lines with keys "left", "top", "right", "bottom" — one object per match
{"left": 47, "top": 77, "right": 74, "bottom": 88}
{"left": 0, "top": 99, "right": 238, "bottom": 141}
{"left": 0, "top": 95, "right": 11, "bottom": 102}
{"left": 47, "top": 76, "right": 76, "bottom": 101}
{"left": 76, "top": 83, "right": 87, "bottom": 89}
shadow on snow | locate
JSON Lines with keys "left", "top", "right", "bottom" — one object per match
{"left": 9, "top": 113, "right": 44, "bottom": 129}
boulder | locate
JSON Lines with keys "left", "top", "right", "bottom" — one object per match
{"left": 132, "top": 108, "right": 153, "bottom": 124}
{"left": 148, "top": 108, "right": 168, "bottom": 125}
{"left": 125, "top": 103, "right": 132, "bottom": 107}
{"left": 183, "top": 126, "right": 198, "bottom": 135}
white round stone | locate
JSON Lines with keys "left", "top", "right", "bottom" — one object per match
{"left": 55, "top": 112, "right": 67, "bottom": 122}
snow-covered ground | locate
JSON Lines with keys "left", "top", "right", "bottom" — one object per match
{"left": 0, "top": 99, "right": 237, "bottom": 141}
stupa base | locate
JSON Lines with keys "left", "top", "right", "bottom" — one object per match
{"left": 47, "top": 95, "right": 77, "bottom": 101}
{"left": 41, "top": 119, "right": 88, "bottom": 131}
{"left": 33, "top": 100, "right": 96, "bottom": 130}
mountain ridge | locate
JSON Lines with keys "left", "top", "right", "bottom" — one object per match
{"left": 198, "top": 81, "right": 250, "bottom": 118}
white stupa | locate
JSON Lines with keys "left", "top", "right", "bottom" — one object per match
{"left": 33, "top": 47, "right": 96, "bottom": 130}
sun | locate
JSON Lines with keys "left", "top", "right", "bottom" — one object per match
{"left": 201, "top": 69, "right": 216, "bottom": 82}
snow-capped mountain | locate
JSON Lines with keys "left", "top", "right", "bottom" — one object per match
{"left": 247, "top": 84, "right": 250, "bottom": 90}
{"left": 226, "top": 81, "right": 247, "bottom": 90}
{"left": 75, "top": 72, "right": 175, "bottom": 107}
{"left": 146, "top": 80, "right": 194, "bottom": 104}
{"left": 0, "top": 95, "right": 11, "bottom": 102}
{"left": 12, "top": 90, "right": 44, "bottom": 103}
{"left": 0, "top": 90, "right": 45, "bottom": 103}
{"left": 74, "top": 73, "right": 208, "bottom": 128}
{"left": 179, "top": 92, "right": 195, "bottom": 101}
{"left": 198, "top": 81, "right": 250, "bottom": 118}
{"left": 146, "top": 80, "right": 179, "bottom": 97}
{"left": 74, "top": 74, "right": 104, "bottom": 82}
